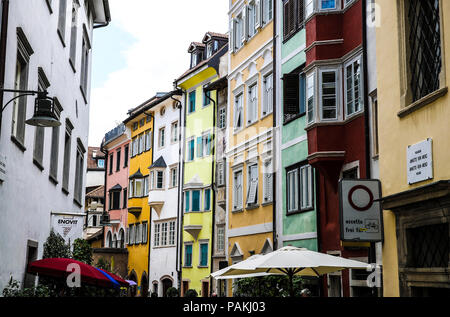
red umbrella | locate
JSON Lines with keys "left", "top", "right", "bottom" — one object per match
{"left": 96, "top": 268, "right": 129, "bottom": 287}
{"left": 28, "top": 258, "right": 118, "bottom": 288}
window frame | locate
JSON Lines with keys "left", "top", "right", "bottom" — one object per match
{"left": 232, "top": 168, "right": 244, "bottom": 212}
{"left": 344, "top": 54, "right": 364, "bottom": 118}
{"left": 198, "top": 241, "right": 209, "bottom": 267}
{"left": 286, "top": 162, "right": 314, "bottom": 215}
{"left": 319, "top": 67, "right": 340, "bottom": 122}
{"left": 246, "top": 163, "right": 259, "bottom": 207}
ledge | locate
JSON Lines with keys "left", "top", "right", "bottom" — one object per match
{"left": 398, "top": 87, "right": 448, "bottom": 118}
{"left": 49, "top": 175, "right": 58, "bottom": 186}
{"left": 11, "top": 136, "right": 26, "bottom": 152}
{"left": 33, "top": 159, "right": 44, "bottom": 172}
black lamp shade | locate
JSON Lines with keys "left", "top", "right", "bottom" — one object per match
{"left": 25, "top": 96, "right": 61, "bottom": 127}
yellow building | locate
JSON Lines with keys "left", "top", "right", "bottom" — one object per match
{"left": 123, "top": 95, "right": 161, "bottom": 296}
{"left": 226, "top": 0, "right": 275, "bottom": 296}
{"left": 376, "top": 0, "right": 450, "bottom": 297}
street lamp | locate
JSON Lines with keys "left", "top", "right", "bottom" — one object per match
{"left": 1, "top": 88, "right": 61, "bottom": 127}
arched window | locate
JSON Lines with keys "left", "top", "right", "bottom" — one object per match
{"left": 113, "top": 234, "right": 118, "bottom": 248}
{"left": 119, "top": 228, "right": 125, "bottom": 249}
{"left": 106, "top": 231, "right": 112, "bottom": 248}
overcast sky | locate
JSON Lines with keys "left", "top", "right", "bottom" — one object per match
{"left": 89, "top": 0, "right": 229, "bottom": 147}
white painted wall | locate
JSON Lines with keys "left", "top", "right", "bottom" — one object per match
{"left": 148, "top": 95, "right": 182, "bottom": 296}
{"left": 0, "top": 0, "right": 105, "bottom": 292}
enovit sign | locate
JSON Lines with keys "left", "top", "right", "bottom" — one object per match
{"left": 51, "top": 212, "right": 85, "bottom": 245}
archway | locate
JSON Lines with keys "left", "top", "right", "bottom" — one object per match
{"left": 161, "top": 278, "right": 173, "bottom": 297}
{"left": 141, "top": 272, "right": 149, "bottom": 297}
{"left": 128, "top": 270, "right": 138, "bottom": 297}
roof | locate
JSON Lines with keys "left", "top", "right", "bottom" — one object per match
{"left": 149, "top": 156, "right": 167, "bottom": 169}
{"left": 202, "top": 32, "right": 228, "bottom": 43}
{"left": 176, "top": 44, "right": 228, "bottom": 83}
{"left": 123, "top": 90, "right": 182, "bottom": 125}
{"left": 86, "top": 185, "right": 105, "bottom": 198}
{"left": 129, "top": 168, "right": 144, "bottom": 179}
{"left": 87, "top": 147, "right": 105, "bottom": 170}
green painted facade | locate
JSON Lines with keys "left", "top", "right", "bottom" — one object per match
{"left": 280, "top": 20, "right": 317, "bottom": 251}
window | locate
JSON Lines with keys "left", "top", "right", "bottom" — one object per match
{"left": 234, "top": 93, "right": 243, "bottom": 130}
{"left": 202, "top": 132, "right": 212, "bottom": 157}
{"left": 80, "top": 29, "right": 91, "bottom": 96}
{"left": 306, "top": 73, "right": 315, "bottom": 124}
{"left": 233, "top": 170, "right": 243, "bottom": 211}
{"left": 139, "top": 133, "right": 145, "bottom": 154}
{"left": 185, "top": 244, "right": 193, "bottom": 267}
{"left": 320, "top": 69, "right": 338, "bottom": 120}
{"left": 49, "top": 125, "right": 60, "bottom": 180}
{"left": 154, "top": 223, "right": 161, "bottom": 247}
{"left": 262, "top": 0, "right": 273, "bottom": 25}
{"left": 57, "top": 0, "right": 67, "bottom": 43}
{"left": 407, "top": 0, "right": 442, "bottom": 103}
{"left": 203, "top": 90, "right": 211, "bottom": 106}
{"left": 129, "top": 224, "right": 135, "bottom": 245}
{"left": 132, "top": 122, "right": 138, "bottom": 131}
{"left": 123, "top": 188, "right": 127, "bottom": 208}
{"left": 132, "top": 137, "right": 138, "bottom": 157}
{"left": 204, "top": 188, "right": 211, "bottom": 211}
{"left": 199, "top": 243, "right": 208, "bottom": 267}
{"left": 247, "top": 1, "right": 257, "bottom": 38}
{"left": 187, "top": 138, "right": 195, "bottom": 161}
{"left": 188, "top": 91, "right": 196, "bottom": 113}
{"left": 305, "top": 0, "right": 314, "bottom": 18}
{"left": 116, "top": 149, "right": 121, "bottom": 172}
{"left": 124, "top": 145, "right": 129, "bottom": 167}
{"left": 283, "top": 0, "right": 304, "bottom": 40}
{"left": 129, "top": 178, "right": 144, "bottom": 198}
{"left": 142, "top": 222, "right": 148, "bottom": 244}
{"left": 197, "top": 136, "right": 202, "bottom": 158}
{"left": 217, "top": 161, "right": 225, "bottom": 186}
{"left": 144, "top": 175, "right": 149, "bottom": 196}
{"left": 283, "top": 73, "right": 300, "bottom": 122}
{"left": 69, "top": 1, "right": 78, "bottom": 70}
{"left": 159, "top": 127, "right": 165, "bottom": 148}
{"left": 192, "top": 190, "right": 201, "bottom": 211}
{"left": 345, "top": 56, "right": 363, "bottom": 117}
{"left": 12, "top": 31, "right": 32, "bottom": 146}
{"left": 109, "top": 190, "right": 121, "bottom": 210}
{"left": 321, "top": 0, "right": 337, "bottom": 10}
{"left": 232, "top": 12, "right": 245, "bottom": 52}
{"left": 171, "top": 121, "right": 178, "bottom": 143}
{"left": 170, "top": 167, "right": 178, "bottom": 188}
{"left": 161, "top": 222, "right": 168, "bottom": 246}
{"left": 23, "top": 241, "right": 38, "bottom": 289}
{"left": 135, "top": 223, "right": 142, "bottom": 244}
{"left": 206, "top": 42, "right": 213, "bottom": 58}
{"left": 263, "top": 160, "right": 273, "bottom": 203}
{"left": 169, "top": 221, "right": 176, "bottom": 245}
{"left": 97, "top": 159, "right": 104, "bottom": 168}
{"left": 33, "top": 70, "right": 50, "bottom": 169}
{"left": 109, "top": 153, "right": 113, "bottom": 174}
{"left": 74, "top": 139, "right": 86, "bottom": 204}
{"left": 156, "top": 171, "right": 164, "bottom": 189}
{"left": 145, "top": 130, "right": 152, "bottom": 151}
{"left": 216, "top": 226, "right": 225, "bottom": 253}
{"left": 247, "top": 164, "right": 259, "bottom": 206}
{"left": 262, "top": 73, "right": 273, "bottom": 116}
{"left": 247, "top": 83, "right": 258, "bottom": 124}
{"left": 62, "top": 120, "right": 73, "bottom": 193}
{"left": 371, "top": 95, "right": 379, "bottom": 157}
{"left": 286, "top": 163, "right": 314, "bottom": 214}
{"left": 218, "top": 107, "right": 226, "bottom": 129}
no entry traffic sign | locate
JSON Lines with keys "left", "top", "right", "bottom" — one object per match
{"left": 339, "top": 179, "right": 383, "bottom": 242}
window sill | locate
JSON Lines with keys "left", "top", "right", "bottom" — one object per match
{"left": 33, "top": 159, "right": 44, "bottom": 172}
{"left": 80, "top": 86, "right": 88, "bottom": 105}
{"left": 286, "top": 207, "right": 314, "bottom": 216}
{"left": 282, "top": 25, "right": 305, "bottom": 44}
{"left": 183, "top": 266, "right": 193, "bottom": 269}
{"left": 261, "top": 201, "right": 273, "bottom": 207}
{"left": 283, "top": 113, "right": 306, "bottom": 125}
{"left": 73, "top": 198, "right": 83, "bottom": 208}
{"left": 69, "top": 58, "right": 76, "bottom": 73}
{"left": 246, "top": 204, "right": 259, "bottom": 211}
{"left": 57, "top": 29, "right": 66, "bottom": 48}
{"left": 232, "top": 208, "right": 244, "bottom": 213}
{"left": 397, "top": 87, "right": 448, "bottom": 118}
{"left": 197, "top": 265, "right": 208, "bottom": 269}
{"left": 11, "top": 136, "right": 26, "bottom": 152}
{"left": 260, "top": 111, "right": 273, "bottom": 121}
{"left": 45, "top": 0, "right": 53, "bottom": 14}
{"left": 62, "top": 187, "right": 69, "bottom": 196}
{"left": 49, "top": 174, "right": 58, "bottom": 185}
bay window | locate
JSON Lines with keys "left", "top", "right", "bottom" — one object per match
{"left": 345, "top": 56, "right": 363, "bottom": 117}
{"left": 306, "top": 73, "right": 315, "bottom": 124}
{"left": 320, "top": 69, "right": 339, "bottom": 120}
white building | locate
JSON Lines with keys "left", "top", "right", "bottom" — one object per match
{"left": 148, "top": 91, "right": 182, "bottom": 297}
{"left": 0, "top": 0, "right": 110, "bottom": 291}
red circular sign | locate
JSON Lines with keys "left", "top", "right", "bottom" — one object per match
{"left": 348, "top": 185, "right": 374, "bottom": 211}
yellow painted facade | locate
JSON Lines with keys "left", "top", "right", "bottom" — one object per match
{"left": 125, "top": 111, "right": 153, "bottom": 296}
{"left": 227, "top": 0, "right": 274, "bottom": 296}
{"left": 376, "top": 0, "right": 450, "bottom": 297}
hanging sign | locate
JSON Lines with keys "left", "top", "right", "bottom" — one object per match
{"left": 407, "top": 138, "right": 433, "bottom": 185}
{"left": 339, "top": 179, "right": 383, "bottom": 242}
{"left": 51, "top": 212, "right": 85, "bottom": 245}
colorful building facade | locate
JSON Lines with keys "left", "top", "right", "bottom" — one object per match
{"left": 176, "top": 32, "right": 228, "bottom": 297}
{"left": 227, "top": 0, "right": 275, "bottom": 296}
{"left": 123, "top": 97, "right": 157, "bottom": 297}
{"left": 376, "top": 0, "right": 450, "bottom": 297}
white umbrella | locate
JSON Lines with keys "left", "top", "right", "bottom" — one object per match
{"left": 211, "top": 255, "right": 283, "bottom": 280}
{"left": 213, "top": 246, "right": 369, "bottom": 296}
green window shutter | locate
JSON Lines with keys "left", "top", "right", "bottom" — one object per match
{"left": 283, "top": 73, "right": 300, "bottom": 115}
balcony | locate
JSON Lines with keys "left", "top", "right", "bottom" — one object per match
{"left": 183, "top": 212, "right": 205, "bottom": 240}
{"left": 127, "top": 198, "right": 142, "bottom": 217}
{"left": 148, "top": 190, "right": 165, "bottom": 217}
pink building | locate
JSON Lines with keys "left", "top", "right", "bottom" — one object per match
{"left": 102, "top": 123, "right": 131, "bottom": 249}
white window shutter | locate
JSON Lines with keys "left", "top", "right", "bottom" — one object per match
{"left": 255, "top": 0, "right": 261, "bottom": 29}
{"left": 242, "top": 8, "right": 248, "bottom": 44}
{"left": 230, "top": 19, "right": 235, "bottom": 52}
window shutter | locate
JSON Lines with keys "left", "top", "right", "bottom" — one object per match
{"left": 255, "top": 0, "right": 261, "bottom": 29}
{"left": 283, "top": 0, "right": 290, "bottom": 38}
{"left": 288, "top": 0, "right": 295, "bottom": 35}
{"left": 242, "top": 8, "right": 248, "bottom": 44}
{"left": 297, "top": 0, "right": 305, "bottom": 28}
{"left": 299, "top": 74, "right": 306, "bottom": 114}
{"left": 283, "top": 73, "right": 300, "bottom": 115}
{"left": 230, "top": 19, "right": 235, "bottom": 52}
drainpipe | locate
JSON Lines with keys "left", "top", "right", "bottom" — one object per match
{"left": 204, "top": 87, "right": 217, "bottom": 297}
{"left": 362, "top": 0, "right": 377, "bottom": 297}
{"left": 170, "top": 93, "right": 183, "bottom": 292}
{"left": 147, "top": 110, "right": 155, "bottom": 296}
{"left": 100, "top": 144, "right": 108, "bottom": 248}
{"left": 272, "top": 0, "right": 278, "bottom": 250}
{"left": 0, "top": 0, "right": 10, "bottom": 139}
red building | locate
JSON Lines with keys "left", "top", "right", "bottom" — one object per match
{"left": 303, "top": 0, "right": 372, "bottom": 297}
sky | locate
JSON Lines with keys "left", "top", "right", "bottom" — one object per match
{"left": 89, "top": 0, "right": 229, "bottom": 146}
